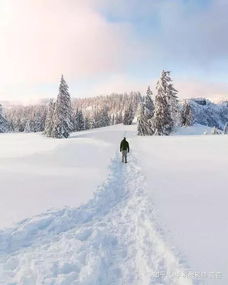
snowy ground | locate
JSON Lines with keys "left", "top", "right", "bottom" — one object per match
{"left": 0, "top": 124, "right": 227, "bottom": 284}
{"left": 0, "top": 126, "right": 128, "bottom": 228}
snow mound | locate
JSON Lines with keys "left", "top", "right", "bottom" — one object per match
{"left": 0, "top": 154, "right": 194, "bottom": 285}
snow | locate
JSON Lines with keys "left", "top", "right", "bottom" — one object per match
{"left": 0, "top": 153, "right": 193, "bottom": 285}
{"left": 0, "top": 124, "right": 227, "bottom": 284}
{"left": 172, "top": 124, "right": 212, "bottom": 135}
{"left": 0, "top": 126, "right": 129, "bottom": 228}
{"left": 134, "top": 127, "right": 228, "bottom": 285}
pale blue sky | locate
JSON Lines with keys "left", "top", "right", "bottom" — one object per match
{"left": 0, "top": 0, "right": 227, "bottom": 102}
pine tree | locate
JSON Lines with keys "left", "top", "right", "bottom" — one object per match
{"left": 84, "top": 116, "right": 91, "bottom": 130}
{"left": 137, "top": 86, "right": 155, "bottom": 136}
{"left": 155, "top": 71, "right": 179, "bottom": 127}
{"left": 0, "top": 113, "right": 10, "bottom": 133}
{"left": 144, "top": 86, "right": 154, "bottom": 120}
{"left": 98, "top": 107, "right": 111, "bottom": 127}
{"left": 51, "top": 75, "right": 73, "bottom": 138}
{"left": 181, "top": 100, "right": 193, "bottom": 126}
{"left": 137, "top": 102, "right": 154, "bottom": 135}
{"left": 44, "top": 99, "right": 55, "bottom": 137}
{"left": 123, "top": 103, "right": 134, "bottom": 125}
{"left": 74, "top": 109, "right": 84, "bottom": 131}
{"left": 152, "top": 74, "right": 173, "bottom": 135}
{"left": 166, "top": 72, "right": 179, "bottom": 126}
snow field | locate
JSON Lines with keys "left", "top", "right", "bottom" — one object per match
{"left": 0, "top": 123, "right": 227, "bottom": 284}
{"left": 0, "top": 153, "right": 193, "bottom": 285}
{"left": 0, "top": 125, "right": 133, "bottom": 228}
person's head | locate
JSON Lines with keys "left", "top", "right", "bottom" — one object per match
{"left": 123, "top": 137, "right": 126, "bottom": 140}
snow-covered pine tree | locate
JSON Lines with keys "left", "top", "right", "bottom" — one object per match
{"left": 44, "top": 99, "right": 55, "bottom": 137}
{"left": 24, "top": 120, "right": 33, "bottom": 133}
{"left": 137, "top": 102, "right": 154, "bottom": 135}
{"left": 166, "top": 72, "right": 180, "bottom": 126}
{"left": 98, "top": 106, "right": 111, "bottom": 127}
{"left": 181, "top": 100, "right": 193, "bottom": 126}
{"left": 0, "top": 112, "right": 11, "bottom": 133}
{"left": 156, "top": 70, "right": 179, "bottom": 126}
{"left": 144, "top": 86, "right": 154, "bottom": 120}
{"left": 51, "top": 75, "right": 73, "bottom": 138}
{"left": 74, "top": 109, "right": 84, "bottom": 131}
{"left": 152, "top": 74, "right": 173, "bottom": 135}
{"left": 123, "top": 103, "right": 134, "bottom": 125}
{"left": 84, "top": 116, "right": 91, "bottom": 130}
{"left": 137, "top": 86, "right": 155, "bottom": 135}
{"left": 223, "top": 122, "right": 228, "bottom": 134}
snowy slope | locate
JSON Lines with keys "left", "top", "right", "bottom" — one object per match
{"left": 134, "top": 128, "right": 228, "bottom": 285}
{"left": 0, "top": 124, "right": 227, "bottom": 284}
{"left": 0, "top": 154, "right": 193, "bottom": 285}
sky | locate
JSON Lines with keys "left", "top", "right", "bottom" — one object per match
{"left": 0, "top": 0, "right": 228, "bottom": 103}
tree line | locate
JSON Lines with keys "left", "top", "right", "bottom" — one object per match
{"left": 1, "top": 71, "right": 227, "bottom": 137}
{"left": 0, "top": 76, "right": 141, "bottom": 136}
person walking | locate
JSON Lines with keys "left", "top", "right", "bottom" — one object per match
{"left": 120, "top": 137, "right": 130, "bottom": 163}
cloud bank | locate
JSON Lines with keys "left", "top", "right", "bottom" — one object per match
{"left": 0, "top": 0, "right": 228, "bottom": 100}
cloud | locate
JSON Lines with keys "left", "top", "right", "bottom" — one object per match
{"left": 147, "top": 0, "right": 228, "bottom": 67}
{"left": 0, "top": 0, "right": 228, "bottom": 101}
{"left": 176, "top": 79, "right": 228, "bottom": 101}
{"left": 100, "top": 0, "right": 228, "bottom": 69}
{"left": 0, "top": 0, "right": 138, "bottom": 86}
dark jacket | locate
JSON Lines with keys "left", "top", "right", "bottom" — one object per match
{"left": 120, "top": 139, "right": 130, "bottom": 152}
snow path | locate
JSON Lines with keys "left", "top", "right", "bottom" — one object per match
{"left": 0, "top": 153, "right": 194, "bottom": 285}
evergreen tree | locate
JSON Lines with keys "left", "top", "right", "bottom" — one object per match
{"left": 123, "top": 104, "right": 134, "bottom": 125}
{"left": 0, "top": 113, "right": 11, "bottom": 133}
{"left": 166, "top": 72, "right": 179, "bottom": 126}
{"left": 137, "top": 86, "right": 155, "bottom": 135}
{"left": 51, "top": 75, "right": 73, "bottom": 138}
{"left": 152, "top": 74, "right": 173, "bottom": 135}
{"left": 84, "top": 116, "right": 91, "bottom": 130}
{"left": 156, "top": 71, "right": 179, "bottom": 126}
{"left": 137, "top": 102, "right": 154, "bottom": 135}
{"left": 44, "top": 99, "right": 55, "bottom": 137}
{"left": 144, "top": 86, "right": 154, "bottom": 120}
{"left": 98, "top": 107, "right": 111, "bottom": 127}
{"left": 74, "top": 109, "right": 84, "bottom": 131}
{"left": 181, "top": 100, "right": 193, "bottom": 126}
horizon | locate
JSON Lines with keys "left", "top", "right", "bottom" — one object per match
{"left": 0, "top": 0, "right": 228, "bottom": 102}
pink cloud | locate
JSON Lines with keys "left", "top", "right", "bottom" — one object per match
{"left": 176, "top": 79, "right": 228, "bottom": 101}
{"left": 0, "top": 0, "right": 134, "bottom": 87}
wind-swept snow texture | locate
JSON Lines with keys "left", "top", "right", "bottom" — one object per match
{"left": 0, "top": 154, "right": 194, "bottom": 285}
